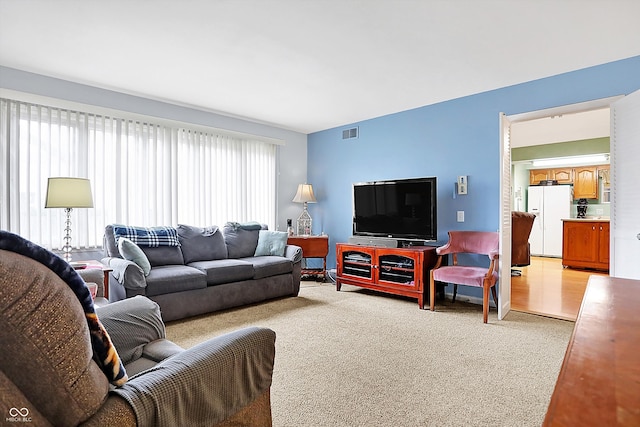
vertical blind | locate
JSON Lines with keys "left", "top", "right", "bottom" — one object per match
{"left": 0, "top": 98, "right": 276, "bottom": 250}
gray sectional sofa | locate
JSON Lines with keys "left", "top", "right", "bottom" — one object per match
{"left": 101, "top": 222, "right": 302, "bottom": 321}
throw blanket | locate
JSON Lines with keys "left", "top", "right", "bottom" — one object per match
{"left": 0, "top": 231, "right": 128, "bottom": 386}
{"left": 113, "top": 225, "right": 179, "bottom": 247}
{"left": 225, "top": 221, "right": 263, "bottom": 231}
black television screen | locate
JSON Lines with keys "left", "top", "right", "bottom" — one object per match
{"left": 352, "top": 177, "right": 437, "bottom": 242}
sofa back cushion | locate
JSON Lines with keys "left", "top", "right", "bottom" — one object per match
{"left": 177, "top": 224, "right": 228, "bottom": 264}
{"left": 0, "top": 250, "right": 109, "bottom": 426}
{"left": 222, "top": 222, "right": 265, "bottom": 259}
{"left": 140, "top": 246, "right": 185, "bottom": 267}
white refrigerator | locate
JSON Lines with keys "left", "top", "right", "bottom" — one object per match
{"left": 527, "top": 185, "right": 572, "bottom": 257}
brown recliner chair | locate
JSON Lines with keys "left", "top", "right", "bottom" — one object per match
{"left": 511, "top": 211, "right": 536, "bottom": 276}
{"left": 0, "top": 238, "right": 276, "bottom": 427}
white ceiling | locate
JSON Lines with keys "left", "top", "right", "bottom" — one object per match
{"left": 1, "top": 0, "right": 639, "bottom": 134}
{"left": 511, "top": 107, "right": 611, "bottom": 148}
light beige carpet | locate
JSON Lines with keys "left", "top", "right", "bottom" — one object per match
{"left": 166, "top": 282, "right": 574, "bottom": 427}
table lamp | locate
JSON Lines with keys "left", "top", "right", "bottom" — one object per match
{"left": 45, "top": 177, "right": 94, "bottom": 262}
{"left": 292, "top": 183, "right": 316, "bottom": 235}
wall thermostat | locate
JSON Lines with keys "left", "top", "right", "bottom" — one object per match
{"left": 457, "top": 175, "right": 468, "bottom": 195}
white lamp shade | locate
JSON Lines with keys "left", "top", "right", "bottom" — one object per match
{"left": 292, "top": 184, "right": 317, "bottom": 204}
{"left": 45, "top": 177, "right": 94, "bottom": 208}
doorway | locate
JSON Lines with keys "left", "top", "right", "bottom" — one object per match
{"left": 499, "top": 96, "right": 622, "bottom": 320}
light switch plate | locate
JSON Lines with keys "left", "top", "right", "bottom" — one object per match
{"left": 457, "top": 211, "right": 465, "bottom": 222}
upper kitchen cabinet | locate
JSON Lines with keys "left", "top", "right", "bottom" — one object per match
{"left": 528, "top": 164, "right": 605, "bottom": 200}
{"left": 573, "top": 166, "right": 599, "bottom": 199}
{"left": 550, "top": 168, "right": 573, "bottom": 184}
{"left": 529, "top": 167, "right": 573, "bottom": 185}
{"left": 529, "top": 169, "right": 550, "bottom": 185}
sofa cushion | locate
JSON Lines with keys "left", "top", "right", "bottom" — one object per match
{"left": 140, "top": 245, "right": 185, "bottom": 267}
{"left": 223, "top": 222, "right": 264, "bottom": 259}
{"left": 242, "top": 256, "right": 293, "bottom": 280}
{"left": 144, "top": 265, "right": 207, "bottom": 297}
{"left": 118, "top": 237, "right": 152, "bottom": 275}
{"left": 123, "top": 356, "right": 159, "bottom": 377}
{"left": 188, "top": 259, "right": 255, "bottom": 286}
{"left": 95, "top": 296, "right": 166, "bottom": 367}
{"left": 254, "top": 230, "right": 288, "bottom": 257}
{"left": 177, "top": 224, "right": 228, "bottom": 263}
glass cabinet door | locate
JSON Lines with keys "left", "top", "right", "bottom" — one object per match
{"left": 341, "top": 249, "right": 373, "bottom": 280}
{"left": 377, "top": 253, "right": 416, "bottom": 285}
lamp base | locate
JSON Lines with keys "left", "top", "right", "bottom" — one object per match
{"left": 296, "top": 203, "right": 312, "bottom": 236}
{"left": 62, "top": 207, "right": 73, "bottom": 262}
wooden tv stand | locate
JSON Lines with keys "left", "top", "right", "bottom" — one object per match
{"left": 335, "top": 243, "right": 438, "bottom": 309}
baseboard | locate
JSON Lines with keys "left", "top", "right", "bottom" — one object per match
{"left": 442, "top": 291, "right": 497, "bottom": 308}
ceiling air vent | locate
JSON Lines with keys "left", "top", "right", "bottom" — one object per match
{"left": 342, "top": 127, "right": 359, "bottom": 140}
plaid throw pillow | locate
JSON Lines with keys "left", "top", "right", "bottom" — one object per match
{"left": 113, "top": 225, "right": 180, "bottom": 247}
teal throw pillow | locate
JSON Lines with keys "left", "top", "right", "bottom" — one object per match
{"left": 254, "top": 230, "right": 288, "bottom": 257}
{"left": 118, "top": 237, "right": 152, "bottom": 276}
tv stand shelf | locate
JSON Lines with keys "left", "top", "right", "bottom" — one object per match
{"left": 336, "top": 243, "right": 438, "bottom": 309}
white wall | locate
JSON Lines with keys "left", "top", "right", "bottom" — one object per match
{"left": 0, "top": 66, "right": 308, "bottom": 231}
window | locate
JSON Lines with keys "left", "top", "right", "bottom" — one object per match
{"left": 0, "top": 98, "right": 276, "bottom": 250}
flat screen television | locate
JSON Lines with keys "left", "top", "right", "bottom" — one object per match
{"left": 352, "top": 177, "right": 437, "bottom": 242}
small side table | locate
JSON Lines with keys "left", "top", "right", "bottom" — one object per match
{"left": 287, "top": 235, "right": 329, "bottom": 281}
{"left": 83, "top": 260, "right": 113, "bottom": 300}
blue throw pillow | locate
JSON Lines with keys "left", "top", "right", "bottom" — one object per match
{"left": 255, "top": 230, "right": 287, "bottom": 256}
{"left": 254, "top": 230, "right": 288, "bottom": 257}
{"left": 118, "top": 237, "right": 152, "bottom": 276}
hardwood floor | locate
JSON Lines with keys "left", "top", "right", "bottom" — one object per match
{"left": 511, "top": 256, "right": 608, "bottom": 321}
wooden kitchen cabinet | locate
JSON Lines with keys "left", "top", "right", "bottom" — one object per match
{"left": 529, "top": 168, "right": 573, "bottom": 185}
{"left": 551, "top": 168, "right": 573, "bottom": 184}
{"left": 573, "top": 166, "right": 599, "bottom": 199}
{"left": 598, "top": 221, "right": 610, "bottom": 265}
{"left": 562, "top": 220, "right": 609, "bottom": 271}
{"left": 530, "top": 169, "right": 550, "bottom": 185}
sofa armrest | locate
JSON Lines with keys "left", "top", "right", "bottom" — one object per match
{"left": 284, "top": 244, "right": 303, "bottom": 263}
{"left": 96, "top": 296, "right": 166, "bottom": 365}
{"left": 101, "top": 256, "right": 146, "bottom": 291}
{"left": 112, "top": 326, "right": 276, "bottom": 427}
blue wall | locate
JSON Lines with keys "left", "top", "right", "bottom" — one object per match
{"left": 307, "top": 56, "right": 640, "bottom": 294}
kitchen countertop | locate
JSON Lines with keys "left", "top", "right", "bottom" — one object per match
{"left": 562, "top": 217, "right": 610, "bottom": 222}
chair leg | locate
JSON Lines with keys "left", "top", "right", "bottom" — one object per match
{"left": 491, "top": 286, "right": 498, "bottom": 308}
{"left": 482, "top": 285, "right": 489, "bottom": 324}
{"left": 429, "top": 271, "right": 436, "bottom": 311}
{"left": 452, "top": 284, "right": 458, "bottom": 303}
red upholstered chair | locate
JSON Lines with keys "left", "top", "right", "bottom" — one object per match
{"left": 429, "top": 231, "right": 500, "bottom": 323}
